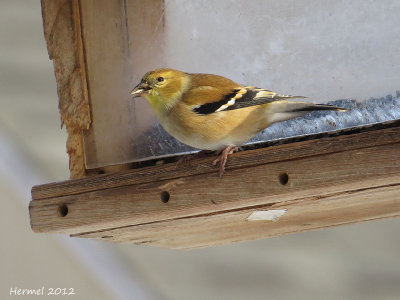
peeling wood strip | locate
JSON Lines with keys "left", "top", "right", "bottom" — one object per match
{"left": 32, "top": 125, "right": 400, "bottom": 200}
{"left": 41, "top": 0, "right": 90, "bottom": 178}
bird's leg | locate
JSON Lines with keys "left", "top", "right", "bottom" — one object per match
{"left": 212, "top": 146, "right": 239, "bottom": 177}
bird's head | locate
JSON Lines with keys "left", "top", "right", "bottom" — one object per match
{"left": 131, "top": 68, "right": 189, "bottom": 112}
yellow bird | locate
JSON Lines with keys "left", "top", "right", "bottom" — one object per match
{"left": 131, "top": 68, "right": 347, "bottom": 177}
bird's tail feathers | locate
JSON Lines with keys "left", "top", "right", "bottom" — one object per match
{"left": 267, "top": 101, "right": 348, "bottom": 124}
{"left": 288, "top": 103, "right": 348, "bottom": 113}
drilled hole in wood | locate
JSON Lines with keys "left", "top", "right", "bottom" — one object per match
{"left": 58, "top": 204, "right": 69, "bottom": 217}
{"left": 160, "top": 191, "right": 170, "bottom": 203}
{"left": 278, "top": 173, "right": 289, "bottom": 185}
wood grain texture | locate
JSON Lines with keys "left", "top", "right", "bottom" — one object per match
{"left": 76, "top": 184, "right": 400, "bottom": 249}
{"left": 29, "top": 125, "right": 400, "bottom": 249}
{"left": 78, "top": 0, "right": 132, "bottom": 170}
{"left": 32, "top": 125, "right": 400, "bottom": 200}
{"left": 78, "top": 0, "right": 166, "bottom": 169}
{"left": 41, "top": 0, "right": 90, "bottom": 178}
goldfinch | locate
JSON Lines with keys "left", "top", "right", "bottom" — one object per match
{"left": 131, "top": 68, "right": 347, "bottom": 177}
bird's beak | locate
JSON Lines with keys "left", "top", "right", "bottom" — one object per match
{"left": 130, "top": 82, "right": 151, "bottom": 98}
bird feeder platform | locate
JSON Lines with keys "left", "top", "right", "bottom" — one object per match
{"left": 30, "top": 121, "right": 400, "bottom": 249}
{"left": 29, "top": 0, "right": 400, "bottom": 249}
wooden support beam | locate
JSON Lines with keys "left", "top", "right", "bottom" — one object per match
{"left": 29, "top": 123, "right": 400, "bottom": 249}
{"left": 41, "top": 0, "right": 90, "bottom": 178}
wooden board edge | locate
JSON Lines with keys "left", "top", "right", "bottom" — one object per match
{"left": 41, "top": 0, "right": 90, "bottom": 178}
{"left": 32, "top": 124, "right": 400, "bottom": 200}
{"left": 29, "top": 142, "right": 400, "bottom": 235}
{"left": 74, "top": 183, "right": 400, "bottom": 249}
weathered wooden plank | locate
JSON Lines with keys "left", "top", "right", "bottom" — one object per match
{"left": 29, "top": 140, "right": 400, "bottom": 235}
{"left": 41, "top": 0, "right": 90, "bottom": 178}
{"left": 80, "top": 0, "right": 166, "bottom": 170}
{"left": 76, "top": 184, "right": 400, "bottom": 249}
{"left": 79, "top": 0, "right": 132, "bottom": 170}
{"left": 31, "top": 124, "right": 400, "bottom": 200}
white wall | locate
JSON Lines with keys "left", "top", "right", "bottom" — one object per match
{"left": 164, "top": 0, "right": 400, "bottom": 101}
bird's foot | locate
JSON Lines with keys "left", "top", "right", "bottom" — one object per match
{"left": 212, "top": 146, "right": 239, "bottom": 177}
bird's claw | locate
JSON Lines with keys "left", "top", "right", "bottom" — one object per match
{"left": 213, "top": 147, "right": 239, "bottom": 177}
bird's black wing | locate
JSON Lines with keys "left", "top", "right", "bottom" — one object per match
{"left": 193, "top": 87, "right": 304, "bottom": 115}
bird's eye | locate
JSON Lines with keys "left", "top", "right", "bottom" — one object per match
{"left": 157, "top": 76, "right": 164, "bottom": 82}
